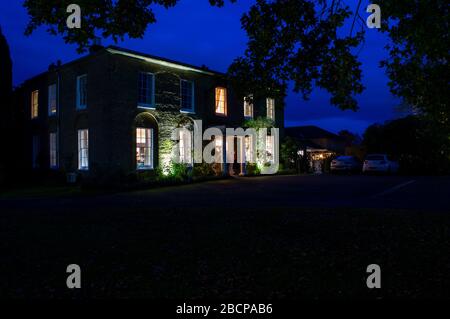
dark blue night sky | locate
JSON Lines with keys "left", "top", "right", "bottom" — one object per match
{"left": 0, "top": 0, "right": 402, "bottom": 134}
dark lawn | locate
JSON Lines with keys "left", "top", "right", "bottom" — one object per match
{"left": 1, "top": 206, "right": 449, "bottom": 299}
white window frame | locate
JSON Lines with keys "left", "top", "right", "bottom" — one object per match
{"left": 266, "top": 98, "right": 275, "bottom": 120}
{"left": 180, "top": 79, "right": 195, "bottom": 113}
{"left": 49, "top": 132, "right": 58, "bottom": 169}
{"left": 48, "top": 84, "right": 57, "bottom": 116}
{"left": 138, "top": 72, "right": 155, "bottom": 109}
{"left": 76, "top": 74, "right": 87, "bottom": 110}
{"left": 77, "top": 129, "right": 89, "bottom": 170}
{"left": 136, "top": 127, "right": 154, "bottom": 170}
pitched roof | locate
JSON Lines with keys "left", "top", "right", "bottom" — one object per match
{"left": 286, "top": 125, "right": 340, "bottom": 139}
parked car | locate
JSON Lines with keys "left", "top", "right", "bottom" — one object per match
{"left": 330, "top": 156, "right": 362, "bottom": 173}
{"left": 363, "top": 154, "right": 399, "bottom": 174}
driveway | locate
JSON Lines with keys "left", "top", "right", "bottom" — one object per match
{"left": 2, "top": 174, "right": 449, "bottom": 212}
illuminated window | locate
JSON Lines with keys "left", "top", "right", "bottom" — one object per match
{"left": 32, "top": 135, "right": 40, "bottom": 168}
{"left": 31, "top": 90, "right": 39, "bottom": 119}
{"left": 179, "top": 129, "right": 193, "bottom": 164}
{"left": 76, "top": 74, "right": 87, "bottom": 109}
{"left": 266, "top": 98, "right": 275, "bottom": 120}
{"left": 49, "top": 132, "right": 58, "bottom": 169}
{"left": 181, "top": 80, "right": 194, "bottom": 112}
{"left": 138, "top": 72, "right": 155, "bottom": 107}
{"left": 215, "top": 136, "right": 223, "bottom": 159}
{"left": 48, "top": 84, "right": 57, "bottom": 115}
{"left": 136, "top": 128, "right": 153, "bottom": 169}
{"left": 266, "top": 135, "right": 274, "bottom": 162}
{"left": 244, "top": 95, "right": 253, "bottom": 118}
{"left": 215, "top": 87, "right": 227, "bottom": 115}
{"left": 245, "top": 135, "right": 254, "bottom": 163}
{"left": 77, "top": 129, "right": 89, "bottom": 170}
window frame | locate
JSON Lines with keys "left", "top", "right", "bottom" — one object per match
{"left": 77, "top": 129, "right": 89, "bottom": 171}
{"left": 76, "top": 74, "right": 87, "bottom": 110}
{"left": 48, "top": 83, "right": 57, "bottom": 116}
{"left": 215, "top": 87, "right": 228, "bottom": 116}
{"left": 138, "top": 72, "right": 156, "bottom": 109}
{"left": 180, "top": 79, "right": 195, "bottom": 113}
{"left": 31, "top": 90, "right": 39, "bottom": 119}
{"left": 136, "top": 127, "right": 154, "bottom": 170}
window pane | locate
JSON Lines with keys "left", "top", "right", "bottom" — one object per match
{"left": 49, "top": 132, "right": 58, "bottom": 168}
{"left": 31, "top": 90, "right": 39, "bottom": 118}
{"left": 179, "top": 129, "right": 192, "bottom": 164}
{"left": 78, "top": 129, "right": 89, "bottom": 170}
{"left": 181, "top": 80, "right": 194, "bottom": 111}
{"left": 48, "top": 84, "right": 57, "bottom": 115}
{"left": 136, "top": 128, "right": 153, "bottom": 169}
{"left": 244, "top": 95, "right": 253, "bottom": 118}
{"left": 267, "top": 98, "right": 275, "bottom": 120}
{"left": 215, "top": 87, "right": 227, "bottom": 115}
{"left": 138, "top": 73, "right": 154, "bottom": 106}
{"left": 77, "top": 75, "right": 87, "bottom": 109}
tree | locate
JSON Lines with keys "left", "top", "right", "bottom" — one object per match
{"left": 378, "top": 0, "right": 449, "bottom": 125}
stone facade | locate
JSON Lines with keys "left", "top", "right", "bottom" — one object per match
{"left": 19, "top": 46, "right": 284, "bottom": 178}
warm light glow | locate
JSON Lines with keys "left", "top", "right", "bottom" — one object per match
{"left": 136, "top": 128, "right": 153, "bottom": 169}
{"left": 77, "top": 129, "right": 89, "bottom": 170}
{"left": 31, "top": 90, "right": 39, "bottom": 119}
{"left": 215, "top": 87, "right": 227, "bottom": 115}
{"left": 244, "top": 95, "right": 253, "bottom": 118}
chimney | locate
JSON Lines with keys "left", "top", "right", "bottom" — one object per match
{"left": 89, "top": 37, "right": 103, "bottom": 54}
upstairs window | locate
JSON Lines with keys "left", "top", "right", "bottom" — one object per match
{"left": 181, "top": 80, "right": 194, "bottom": 112}
{"left": 49, "top": 132, "right": 58, "bottom": 169}
{"left": 48, "top": 84, "right": 57, "bottom": 115}
{"left": 77, "top": 129, "right": 89, "bottom": 170}
{"left": 266, "top": 98, "right": 275, "bottom": 120}
{"left": 244, "top": 95, "right": 253, "bottom": 118}
{"left": 215, "top": 87, "right": 227, "bottom": 115}
{"left": 136, "top": 127, "right": 153, "bottom": 169}
{"left": 31, "top": 90, "right": 39, "bottom": 119}
{"left": 138, "top": 72, "right": 155, "bottom": 108}
{"left": 76, "top": 74, "right": 87, "bottom": 110}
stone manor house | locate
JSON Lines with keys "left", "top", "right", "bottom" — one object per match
{"left": 19, "top": 46, "right": 284, "bottom": 179}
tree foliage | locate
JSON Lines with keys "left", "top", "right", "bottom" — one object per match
{"left": 378, "top": 0, "right": 449, "bottom": 125}
{"left": 228, "top": 0, "right": 364, "bottom": 111}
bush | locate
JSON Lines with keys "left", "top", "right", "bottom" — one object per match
{"left": 246, "top": 163, "right": 260, "bottom": 176}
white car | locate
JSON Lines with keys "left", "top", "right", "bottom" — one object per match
{"left": 363, "top": 154, "right": 399, "bottom": 174}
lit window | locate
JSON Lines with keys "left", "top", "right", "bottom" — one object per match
{"left": 215, "top": 136, "right": 223, "bottom": 160}
{"left": 49, "top": 132, "right": 58, "bottom": 169}
{"left": 78, "top": 129, "right": 89, "bottom": 170}
{"left": 136, "top": 128, "right": 153, "bottom": 169}
{"left": 181, "top": 80, "right": 194, "bottom": 112}
{"left": 245, "top": 135, "right": 254, "bottom": 163}
{"left": 138, "top": 72, "right": 155, "bottom": 107}
{"left": 48, "top": 84, "right": 57, "bottom": 115}
{"left": 244, "top": 95, "right": 253, "bottom": 118}
{"left": 32, "top": 135, "right": 40, "bottom": 168}
{"left": 266, "top": 98, "right": 275, "bottom": 120}
{"left": 76, "top": 74, "right": 87, "bottom": 109}
{"left": 31, "top": 90, "right": 39, "bottom": 119}
{"left": 266, "top": 135, "right": 275, "bottom": 162}
{"left": 179, "top": 129, "right": 193, "bottom": 164}
{"left": 215, "top": 87, "right": 227, "bottom": 115}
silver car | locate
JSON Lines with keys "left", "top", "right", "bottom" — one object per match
{"left": 363, "top": 154, "right": 399, "bottom": 174}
